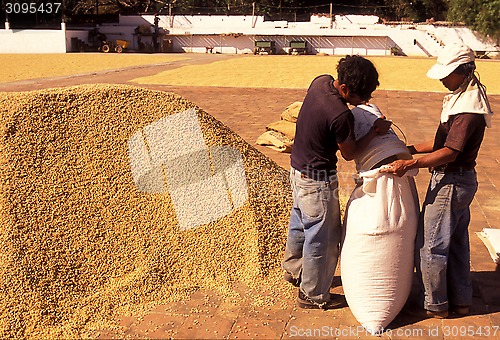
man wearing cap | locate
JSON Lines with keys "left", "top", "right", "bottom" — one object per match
{"left": 381, "top": 43, "right": 493, "bottom": 318}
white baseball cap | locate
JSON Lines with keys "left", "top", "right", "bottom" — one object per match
{"left": 426, "top": 43, "right": 475, "bottom": 80}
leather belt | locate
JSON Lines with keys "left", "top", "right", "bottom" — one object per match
{"left": 300, "top": 170, "right": 337, "bottom": 181}
{"left": 431, "top": 165, "right": 475, "bottom": 173}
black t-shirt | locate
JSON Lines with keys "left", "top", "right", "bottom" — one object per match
{"left": 291, "top": 74, "right": 355, "bottom": 174}
{"left": 434, "top": 113, "right": 486, "bottom": 168}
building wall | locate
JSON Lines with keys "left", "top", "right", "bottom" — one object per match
{"left": 0, "top": 14, "right": 495, "bottom": 56}
{"left": 0, "top": 29, "right": 66, "bottom": 53}
{"left": 170, "top": 34, "right": 397, "bottom": 56}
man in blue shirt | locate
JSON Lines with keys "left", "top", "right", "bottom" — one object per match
{"left": 283, "top": 55, "right": 391, "bottom": 309}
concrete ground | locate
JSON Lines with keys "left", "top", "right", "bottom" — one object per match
{"left": 1, "top": 53, "right": 499, "bottom": 339}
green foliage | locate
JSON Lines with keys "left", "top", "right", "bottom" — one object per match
{"left": 446, "top": 0, "right": 500, "bottom": 42}
{"left": 421, "top": 0, "right": 447, "bottom": 20}
{"left": 382, "top": 0, "right": 419, "bottom": 20}
{"left": 474, "top": 0, "right": 500, "bottom": 42}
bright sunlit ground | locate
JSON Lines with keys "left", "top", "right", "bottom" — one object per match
{"left": 1, "top": 53, "right": 498, "bottom": 94}
{"left": 133, "top": 54, "right": 500, "bottom": 94}
{"left": 0, "top": 53, "right": 188, "bottom": 84}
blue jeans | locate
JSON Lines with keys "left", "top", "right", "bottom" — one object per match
{"left": 282, "top": 167, "right": 341, "bottom": 306}
{"left": 416, "top": 170, "right": 478, "bottom": 312}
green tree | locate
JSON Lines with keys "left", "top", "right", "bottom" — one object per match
{"left": 390, "top": 0, "right": 416, "bottom": 20}
{"left": 376, "top": 0, "right": 448, "bottom": 21}
{"left": 421, "top": 0, "right": 447, "bottom": 20}
{"left": 446, "top": 0, "right": 500, "bottom": 43}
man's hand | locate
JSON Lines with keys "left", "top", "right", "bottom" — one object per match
{"left": 372, "top": 118, "right": 392, "bottom": 135}
{"left": 379, "top": 159, "right": 418, "bottom": 177}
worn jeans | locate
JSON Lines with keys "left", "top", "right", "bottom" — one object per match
{"left": 416, "top": 170, "right": 478, "bottom": 312}
{"left": 282, "top": 167, "right": 341, "bottom": 305}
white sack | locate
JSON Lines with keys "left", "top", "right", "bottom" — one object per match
{"left": 341, "top": 168, "right": 419, "bottom": 334}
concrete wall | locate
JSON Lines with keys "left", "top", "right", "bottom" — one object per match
{"left": 157, "top": 14, "right": 438, "bottom": 56}
{"left": 0, "top": 28, "right": 66, "bottom": 53}
{"left": 65, "top": 30, "right": 88, "bottom": 51}
{"left": 383, "top": 28, "right": 441, "bottom": 56}
{"left": 65, "top": 25, "right": 139, "bottom": 52}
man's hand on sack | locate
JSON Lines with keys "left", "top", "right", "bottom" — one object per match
{"left": 380, "top": 159, "right": 418, "bottom": 177}
{"left": 372, "top": 118, "right": 392, "bottom": 135}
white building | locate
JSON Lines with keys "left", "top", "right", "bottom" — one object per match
{"left": 1, "top": 14, "right": 497, "bottom": 57}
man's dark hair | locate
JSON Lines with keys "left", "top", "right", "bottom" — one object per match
{"left": 336, "top": 55, "right": 379, "bottom": 102}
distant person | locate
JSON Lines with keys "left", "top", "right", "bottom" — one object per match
{"left": 134, "top": 26, "right": 145, "bottom": 51}
{"left": 282, "top": 55, "right": 392, "bottom": 309}
{"left": 382, "top": 43, "right": 493, "bottom": 318}
{"left": 153, "top": 14, "right": 160, "bottom": 52}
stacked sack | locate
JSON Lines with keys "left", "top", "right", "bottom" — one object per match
{"left": 255, "top": 101, "right": 302, "bottom": 153}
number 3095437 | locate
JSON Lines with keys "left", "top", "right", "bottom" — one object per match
{"left": 5, "top": 2, "right": 62, "bottom": 14}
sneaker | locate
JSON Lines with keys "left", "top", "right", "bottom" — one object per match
{"left": 297, "top": 290, "right": 346, "bottom": 310}
{"left": 283, "top": 272, "right": 300, "bottom": 287}
{"left": 451, "top": 305, "right": 470, "bottom": 315}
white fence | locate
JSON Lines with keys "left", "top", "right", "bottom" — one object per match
{"left": 0, "top": 28, "right": 66, "bottom": 53}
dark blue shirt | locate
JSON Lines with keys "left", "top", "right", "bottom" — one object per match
{"left": 291, "top": 74, "right": 355, "bottom": 174}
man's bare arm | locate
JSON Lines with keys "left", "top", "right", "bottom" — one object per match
{"left": 339, "top": 118, "right": 392, "bottom": 161}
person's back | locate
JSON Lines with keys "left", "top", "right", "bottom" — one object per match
{"left": 291, "top": 74, "right": 353, "bottom": 177}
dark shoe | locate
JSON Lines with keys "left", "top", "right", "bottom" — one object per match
{"left": 424, "top": 309, "right": 448, "bottom": 319}
{"left": 404, "top": 305, "right": 448, "bottom": 319}
{"left": 331, "top": 276, "right": 342, "bottom": 288}
{"left": 451, "top": 305, "right": 470, "bottom": 315}
{"left": 284, "top": 272, "right": 300, "bottom": 287}
{"left": 297, "top": 290, "right": 346, "bottom": 310}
